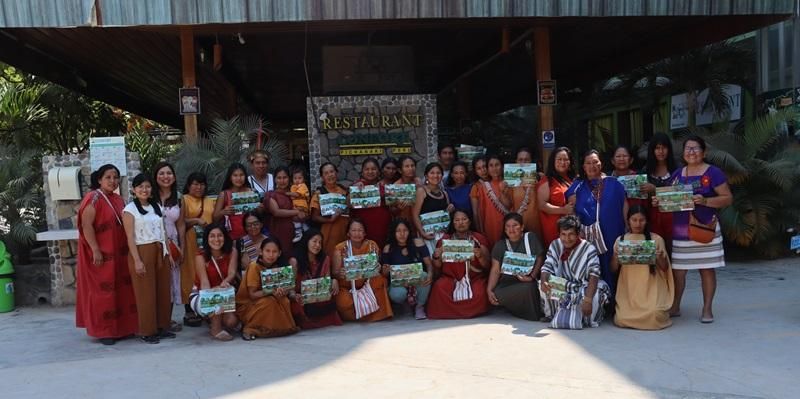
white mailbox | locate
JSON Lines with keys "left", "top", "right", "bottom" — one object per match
{"left": 48, "top": 167, "right": 83, "bottom": 201}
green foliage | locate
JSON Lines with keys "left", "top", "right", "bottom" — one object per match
{"left": 686, "top": 109, "right": 800, "bottom": 258}
{"left": 172, "top": 115, "right": 288, "bottom": 194}
{"left": 0, "top": 144, "right": 45, "bottom": 258}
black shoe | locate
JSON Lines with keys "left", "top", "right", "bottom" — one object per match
{"left": 140, "top": 335, "right": 160, "bottom": 344}
{"left": 158, "top": 330, "right": 176, "bottom": 339}
{"left": 99, "top": 338, "right": 116, "bottom": 346}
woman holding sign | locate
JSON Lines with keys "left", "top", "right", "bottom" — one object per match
{"left": 213, "top": 163, "right": 258, "bottom": 241}
{"left": 191, "top": 223, "right": 240, "bottom": 341}
{"left": 180, "top": 172, "right": 216, "bottom": 327}
{"left": 391, "top": 156, "right": 423, "bottom": 227}
{"left": 510, "top": 147, "right": 542, "bottom": 238}
{"left": 428, "top": 209, "right": 491, "bottom": 319}
{"left": 610, "top": 145, "right": 648, "bottom": 209}
{"left": 236, "top": 237, "right": 299, "bottom": 340}
{"left": 610, "top": 206, "right": 673, "bottom": 330}
{"left": 382, "top": 219, "right": 433, "bottom": 320}
{"left": 413, "top": 163, "right": 454, "bottom": 254}
{"left": 474, "top": 155, "right": 512, "bottom": 244}
{"left": 540, "top": 215, "right": 611, "bottom": 329}
{"left": 289, "top": 229, "right": 342, "bottom": 329}
{"left": 536, "top": 147, "right": 576, "bottom": 248}
{"left": 311, "top": 162, "right": 349, "bottom": 257}
{"left": 351, "top": 158, "right": 392, "bottom": 248}
{"left": 655, "top": 135, "right": 731, "bottom": 323}
{"left": 487, "top": 213, "right": 545, "bottom": 321}
{"left": 332, "top": 218, "right": 393, "bottom": 322}
{"left": 264, "top": 166, "right": 306, "bottom": 255}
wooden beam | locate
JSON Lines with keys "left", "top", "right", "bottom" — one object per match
{"left": 180, "top": 26, "right": 198, "bottom": 141}
{"left": 534, "top": 26, "right": 554, "bottom": 166}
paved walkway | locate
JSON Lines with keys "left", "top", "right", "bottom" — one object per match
{"left": 1, "top": 258, "right": 798, "bottom": 399}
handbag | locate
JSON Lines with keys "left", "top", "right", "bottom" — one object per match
{"left": 452, "top": 260, "right": 473, "bottom": 302}
{"left": 580, "top": 196, "right": 608, "bottom": 254}
{"left": 347, "top": 241, "right": 379, "bottom": 319}
{"left": 689, "top": 213, "right": 717, "bottom": 244}
{"left": 682, "top": 167, "right": 718, "bottom": 244}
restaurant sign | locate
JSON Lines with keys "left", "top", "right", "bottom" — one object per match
{"left": 319, "top": 112, "right": 420, "bottom": 156}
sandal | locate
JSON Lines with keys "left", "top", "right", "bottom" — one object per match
{"left": 169, "top": 320, "right": 183, "bottom": 332}
{"left": 241, "top": 332, "right": 256, "bottom": 341}
{"left": 213, "top": 330, "right": 234, "bottom": 341}
{"left": 183, "top": 311, "right": 202, "bottom": 327}
{"left": 140, "top": 335, "right": 160, "bottom": 344}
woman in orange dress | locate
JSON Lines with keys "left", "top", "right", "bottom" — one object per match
{"left": 536, "top": 146, "right": 576, "bottom": 248}
{"left": 474, "top": 154, "right": 512, "bottom": 245}
{"left": 332, "top": 218, "right": 393, "bottom": 322}
{"left": 180, "top": 172, "right": 216, "bottom": 327}
{"left": 511, "top": 147, "right": 542, "bottom": 238}
{"left": 310, "top": 162, "right": 349, "bottom": 257}
{"left": 469, "top": 156, "right": 489, "bottom": 234}
{"left": 75, "top": 164, "right": 138, "bottom": 345}
{"left": 237, "top": 237, "right": 299, "bottom": 340}
{"left": 191, "top": 223, "right": 240, "bottom": 341}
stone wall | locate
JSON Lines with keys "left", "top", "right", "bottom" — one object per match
{"left": 306, "top": 94, "right": 438, "bottom": 189}
{"left": 40, "top": 153, "right": 140, "bottom": 306}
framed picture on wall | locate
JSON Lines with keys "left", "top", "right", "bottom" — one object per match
{"left": 179, "top": 87, "right": 201, "bottom": 115}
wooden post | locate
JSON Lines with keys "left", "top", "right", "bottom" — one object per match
{"left": 534, "top": 27, "right": 554, "bottom": 165}
{"left": 180, "top": 26, "right": 198, "bottom": 142}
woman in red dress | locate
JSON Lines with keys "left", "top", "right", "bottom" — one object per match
{"left": 289, "top": 228, "right": 343, "bottom": 329}
{"left": 474, "top": 154, "right": 512, "bottom": 245}
{"left": 76, "top": 164, "right": 138, "bottom": 345}
{"left": 427, "top": 209, "right": 491, "bottom": 319}
{"left": 192, "top": 223, "right": 240, "bottom": 341}
{"left": 350, "top": 158, "right": 392, "bottom": 248}
{"left": 536, "top": 146, "right": 576, "bottom": 248}
{"left": 264, "top": 166, "right": 306, "bottom": 254}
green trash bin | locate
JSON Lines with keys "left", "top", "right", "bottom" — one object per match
{"left": 0, "top": 240, "right": 14, "bottom": 313}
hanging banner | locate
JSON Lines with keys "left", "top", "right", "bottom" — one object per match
{"left": 670, "top": 85, "right": 742, "bottom": 130}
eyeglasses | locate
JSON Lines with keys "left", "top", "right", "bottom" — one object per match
{"left": 684, "top": 146, "right": 702, "bottom": 154}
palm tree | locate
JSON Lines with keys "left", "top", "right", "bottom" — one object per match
{"left": 172, "top": 114, "right": 289, "bottom": 194}
{"left": 604, "top": 40, "right": 754, "bottom": 129}
{"left": 686, "top": 109, "right": 800, "bottom": 258}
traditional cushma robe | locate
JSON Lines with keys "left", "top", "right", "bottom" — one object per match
{"left": 76, "top": 190, "right": 138, "bottom": 339}
{"left": 236, "top": 261, "right": 299, "bottom": 338}
{"left": 540, "top": 239, "right": 611, "bottom": 329}
{"left": 334, "top": 240, "right": 393, "bottom": 322}
{"left": 310, "top": 186, "right": 349, "bottom": 257}
{"left": 613, "top": 233, "right": 674, "bottom": 330}
{"left": 291, "top": 256, "right": 343, "bottom": 329}
{"left": 427, "top": 232, "right": 491, "bottom": 319}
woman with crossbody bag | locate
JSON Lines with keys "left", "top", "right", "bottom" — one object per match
{"left": 428, "top": 209, "right": 491, "bottom": 319}
{"left": 565, "top": 150, "right": 628, "bottom": 297}
{"left": 653, "top": 135, "right": 732, "bottom": 323}
{"left": 331, "top": 218, "right": 393, "bottom": 322}
{"left": 179, "top": 172, "right": 215, "bottom": 327}
{"left": 487, "top": 213, "right": 546, "bottom": 321}
{"left": 190, "top": 223, "right": 240, "bottom": 341}
{"left": 153, "top": 162, "right": 185, "bottom": 333}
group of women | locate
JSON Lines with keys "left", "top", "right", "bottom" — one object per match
{"left": 75, "top": 134, "right": 732, "bottom": 344}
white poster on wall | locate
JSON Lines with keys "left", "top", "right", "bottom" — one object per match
{"left": 670, "top": 85, "right": 742, "bottom": 130}
{"left": 90, "top": 136, "right": 127, "bottom": 176}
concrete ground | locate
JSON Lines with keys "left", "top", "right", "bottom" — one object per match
{"left": 1, "top": 257, "right": 798, "bottom": 399}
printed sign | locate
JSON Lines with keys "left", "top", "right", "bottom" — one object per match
{"left": 500, "top": 251, "right": 535, "bottom": 276}
{"left": 231, "top": 191, "right": 261, "bottom": 214}
{"left": 420, "top": 210, "right": 450, "bottom": 236}
{"left": 90, "top": 136, "right": 127, "bottom": 176}
{"left": 198, "top": 287, "right": 236, "bottom": 315}
{"left": 790, "top": 235, "right": 800, "bottom": 251}
{"left": 656, "top": 185, "right": 695, "bottom": 212}
{"left": 548, "top": 275, "right": 567, "bottom": 301}
{"left": 390, "top": 262, "right": 426, "bottom": 287}
{"left": 349, "top": 185, "right": 381, "bottom": 209}
{"left": 384, "top": 184, "right": 416, "bottom": 206}
{"left": 538, "top": 80, "right": 557, "bottom": 105}
{"left": 260, "top": 266, "right": 295, "bottom": 295}
{"left": 441, "top": 239, "right": 474, "bottom": 262}
{"left": 542, "top": 130, "right": 555, "bottom": 149}
{"left": 616, "top": 240, "right": 657, "bottom": 265}
{"left": 617, "top": 174, "right": 649, "bottom": 199}
{"left": 301, "top": 277, "right": 332, "bottom": 304}
{"left": 503, "top": 163, "right": 537, "bottom": 187}
{"left": 319, "top": 193, "right": 347, "bottom": 216}
{"left": 344, "top": 252, "right": 380, "bottom": 281}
